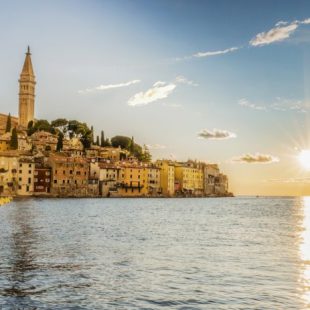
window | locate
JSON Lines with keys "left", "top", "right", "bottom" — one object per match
{"left": 19, "top": 177, "right": 22, "bottom": 181}
{"left": 29, "top": 164, "right": 31, "bottom": 168}
{"left": 18, "top": 185, "right": 21, "bottom": 189}
{"left": 19, "top": 170, "right": 22, "bottom": 174}
{"left": 54, "top": 180, "right": 57, "bottom": 184}
{"left": 28, "top": 178, "right": 31, "bottom": 184}
{"left": 28, "top": 170, "right": 31, "bottom": 174}
{"left": 70, "top": 170, "right": 73, "bottom": 174}
{"left": 63, "top": 170, "right": 65, "bottom": 175}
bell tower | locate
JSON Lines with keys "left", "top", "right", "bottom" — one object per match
{"left": 19, "top": 46, "right": 36, "bottom": 128}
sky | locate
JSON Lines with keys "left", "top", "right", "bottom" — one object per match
{"left": 0, "top": 0, "right": 310, "bottom": 196}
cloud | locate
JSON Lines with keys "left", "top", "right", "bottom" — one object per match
{"left": 275, "top": 21, "right": 288, "bottom": 27}
{"left": 271, "top": 97, "right": 310, "bottom": 112}
{"left": 128, "top": 81, "right": 176, "bottom": 106}
{"left": 78, "top": 79, "right": 140, "bottom": 94}
{"left": 232, "top": 153, "right": 279, "bottom": 164}
{"left": 198, "top": 129, "right": 237, "bottom": 140}
{"left": 146, "top": 144, "right": 167, "bottom": 150}
{"left": 194, "top": 47, "right": 239, "bottom": 58}
{"left": 250, "top": 17, "right": 310, "bottom": 46}
{"left": 301, "top": 18, "right": 310, "bottom": 25}
{"left": 175, "top": 75, "right": 198, "bottom": 86}
{"left": 238, "top": 98, "right": 266, "bottom": 110}
{"left": 250, "top": 22, "right": 298, "bottom": 46}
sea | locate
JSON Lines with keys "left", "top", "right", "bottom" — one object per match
{"left": 0, "top": 197, "right": 309, "bottom": 309}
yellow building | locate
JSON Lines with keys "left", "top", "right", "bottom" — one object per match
{"left": 0, "top": 133, "right": 11, "bottom": 151}
{"left": 117, "top": 162, "right": 148, "bottom": 196}
{"left": 156, "top": 160, "right": 175, "bottom": 196}
{"left": 147, "top": 165, "right": 161, "bottom": 196}
{"left": 0, "top": 151, "right": 19, "bottom": 196}
{"left": 175, "top": 162, "right": 204, "bottom": 196}
{"left": 99, "top": 147, "right": 129, "bottom": 161}
{"left": 17, "top": 156, "right": 35, "bottom": 196}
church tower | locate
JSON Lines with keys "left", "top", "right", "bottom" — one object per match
{"left": 19, "top": 46, "right": 36, "bottom": 128}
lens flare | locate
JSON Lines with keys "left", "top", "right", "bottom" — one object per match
{"left": 298, "top": 150, "right": 310, "bottom": 170}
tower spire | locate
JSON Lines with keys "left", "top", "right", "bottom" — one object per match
{"left": 18, "top": 47, "right": 36, "bottom": 128}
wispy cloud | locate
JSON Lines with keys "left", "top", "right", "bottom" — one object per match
{"left": 78, "top": 79, "right": 140, "bottom": 94}
{"left": 175, "top": 75, "right": 198, "bottom": 86}
{"left": 146, "top": 144, "right": 167, "bottom": 150}
{"left": 128, "top": 81, "right": 176, "bottom": 106}
{"left": 250, "top": 17, "right": 310, "bottom": 46}
{"left": 238, "top": 98, "right": 267, "bottom": 111}
{"left": 198, "top": 129, "right": 237, "bottom": 140}
{"left": 232, "top": 153, "right": 279, "bottom": 164}
{"left": 194, "top": 47, "right": 239, "bottom": 58}
{"left": 239, "top": 97, "right": 310, "bottom": 113}
{"left": 271, "top": 97, "right": 310, "bottom": 112}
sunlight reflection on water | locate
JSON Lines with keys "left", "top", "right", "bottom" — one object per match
{"left": 300, "top": 197, "right": 310, "bottom": 308}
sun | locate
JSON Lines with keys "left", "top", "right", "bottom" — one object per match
{"left": 298, "top": 150, "right": 310, "bottom": 170}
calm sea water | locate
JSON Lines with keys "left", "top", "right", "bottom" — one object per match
{"left": 0, "top": 197, "right": 309, "bottom": 309}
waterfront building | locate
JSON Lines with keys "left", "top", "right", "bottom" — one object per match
{"left": 34, "top": 163, "right": 51, "bottom": 195}
{"left": 117, "top": 162, "right": 148, "bottom": 196}
{"left": 203, "top": 164, "right": 220, "bottom": 196}
{"left": 174, "top": 162, "right": 204, "bottom": 196}
{"left": 156, "top": 160, "right": 175, "bottom": 196}
{"left": 19, "top": 47, "right": 36, "bottom": 128}
{"left": 147, "top": 165, "right": 161, "bottom": 196}
{"left": 0, "top": 151, "right": 19, "bottom": 196}
{"left": 215, "top": 173, "right": 229, "bottom": 196}
{"left": 17, "top": 156, "right": 35, "bottom": 196}
{"left": 48, "top": 154, "right": 89, "bottom": 197}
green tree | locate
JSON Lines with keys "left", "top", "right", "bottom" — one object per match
{"left": 10, "top": 127, "right": 18, "bottom": 150}
{"left": 5, "top": 113, "right": 11, "bottom": 133}
{"left": 56, "top": 132, "right": 64, "bottom": 152}
{"left": 111, "top": 136, "right": 131, "bottom": 149}
{"left": 96, "top": 135, "right": 100, "bottom": 146}
{"left": 100, "top": 130, "right": 105, "bottom": 147}
{"left": 51, "top": 118, "right": 68, "bottom": 134}
{"left": 91, "top": 126, "right": 94, "bottom": 144}
{"left": 140, "top": 144, "right": 152, "bottom": 162}
{"left": 129, "top": 136, "right": 135, "bottom": 154}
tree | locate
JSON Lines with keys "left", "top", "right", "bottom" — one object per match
{"left": 91, "top": 126, "right": 94, "bottom": 144}
{"left": 105, "top": 138, "right": 111, "bottom": 147}
{"left": 96, "top": 135, "right": 100, "bottom": 146}
{"left": 129, "top": 136, "right": 135, "bottom": 154}
{"left": 140, "top": 144, "right": 152, "bottom": 162}
{"left": 111, "top": 136, "right": 131, "bottom": 149}
{"left": 10, "top": 128, "right": 18, "bottom": 150}
{"left": 100, "top": 131, "right": 105, "bottom": 147}
{"left": 56, "top": 132, "right": 64, "bottom": 152}
{"left": 5, "top": 113, "right": 11, "bottom": 133}
{"left": 51, "top": 118, "right": 68, "bottom": 134}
